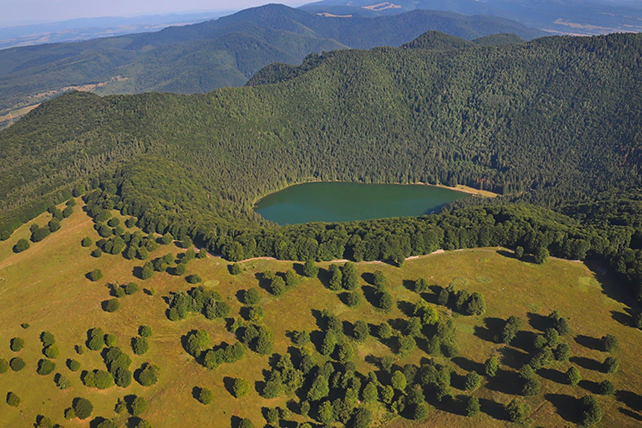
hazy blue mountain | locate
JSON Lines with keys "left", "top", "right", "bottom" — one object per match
{"left": 0, "top": 12, "right": 231, "bottom": 50}
{"left": 302, "top": 0, "right": 642, "bottom": 35}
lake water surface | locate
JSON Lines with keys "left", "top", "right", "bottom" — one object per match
{"left": 255, "top": 182, "right": 468, "bottom": 225}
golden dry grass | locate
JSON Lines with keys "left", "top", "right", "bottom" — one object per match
{"left": 0, "top": 202, "right": 640, "bottom": 427}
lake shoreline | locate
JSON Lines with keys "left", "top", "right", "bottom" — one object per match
{"left": 252, "top": 179, "right": 498, "bottom": 209}
{"left": 254, "top": 181, "right": 483, "bottom": 225}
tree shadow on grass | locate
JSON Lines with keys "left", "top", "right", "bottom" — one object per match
{"left": 579, "top": 379, "right": 602, "bottom": 394}
{"left": 619, "top": 407, "right": 642, "bottom": 422}
{"left": 485, "top": 368, "right": 522, "bottom": 395}
{"left": 309, "top": 330, "right": 324, "bottom": 354}
{"left": 230, "top": 416, "right": 243, "bottom": 428}
{"left": 611, "top": 309, "right": 635, "bottom": 328}
{"left": 479, "top": 397, "right": 509, "bottom": 421}
{"left": 498, "top": 346, "right": 530, "bottom": 370}
{"left": 402, "top": 279, "right": 415, "bottom": 292}
{"left": 451, "top": 356, "right": 485, "bottom": 374}
{"left": 450, "top": 372, "right": 467, "bottom": 391}
{"left": 361, "top": 272, "right": 375, "bottom": 285}
{"left": 191, "top": 386, "right": 202, "bottom": 400}
{"left": 293, "top": 263, "right": 305, "bottom": 276}
{"left": 569, "top": 356, "right": 603, "bottom": 372}
{"left": 132, "top": 266, "right": 144, "bottom": 280}
{"left": 497, "top": 249, "right": 517, "bottom": 259}
{"left": 511, "top": 330, "right": 538, "bottom": 353}
{"left": 545, "top": 393, "right": 580, "bottom": 423}
{"left": 317, "top": 268, "right": 331, "bottom": 290}
{"left": 538, "top": 367, "right": 567, "bottom": 384}
{"left": 387, "top": 318, "right": 407, "bottom": 333}
{"left": 420, "top": 291, "right": 438, "bottom": 304}
{"left": 362, "top": 285, "right": 381, "bottom": 309}
{"left": 617, "top": 390, "right": 642, "bottom": 412}
{"left": 474, "top": 317, "right": 503, "bottom": 343}
{"left": 342, "top": 320, "right": 354, "bottom": 338}
{"left": 223, "top": 377, "right": 236, "bottom": 397}
{"left": 574, "top": 334, "right": 602, "bottom": 351}
{"left": 527, "top": 312, "right": 550, "bottom": 332}
{"left": 254, "top": 272, "right": 272, "bottom": 293}
{"left": 397, "top": 300, "right": 415, "bottom": 317}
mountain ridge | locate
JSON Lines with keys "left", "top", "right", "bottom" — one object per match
{"left": 0, "top": 4, "right": 544, "bottom": 127}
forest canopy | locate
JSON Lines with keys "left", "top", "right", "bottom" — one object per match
{"left": 1, "top": 31, "right": 642, "bottom": 299}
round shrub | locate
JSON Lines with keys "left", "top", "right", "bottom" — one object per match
{"left": 139, "top": 325, "right": 153, "bottom": 338}
{"left": 345, "top": 291, "right": 362, "bottom": 307}
{"left": 91, "top": 248, "right": 102, "bottom": 258}
{"left": 174, "top": 263, "right": 187, "bottom": 276}
{"left": 132, "top": 337, "right": 149, "bottom": 355}
{"left": 232, "top": 378, "right": 250, "bottom": 398}
{"left": 230, "top": 263, "right": 242, "bottom": 275}
{"left": 243, "top": 288, "right": 260, "bottom": 305}
{"left": 10, "top": 357, "right": 25, "bottom": 371}
{"left": 136, "top": 363, "right": 160, "bottom": 386}
{"left": 105, "top": 334, "right": 117, "bottom": 347}
{"left": 123, "top": 282, "right": 139, "bottom": 295}
{"left": 580, "top": 395, "right": 603, "bottom": 427}
{"left": 238, "top": 419, "right": 254, "bottom": 428}
{"left": 37, "top": 359, "right": 56, "bottom": 375}
{"left": 103, "top": 299, "right": 120, "bottom": 313}
{"left": 198, "top": 387, "right": 214, "bottom": 404}
{"left": 603, "top": 356, "right": 619, "bottom": 373}
{"left": 6, "top": 392, "right": 20, "bottom": 407}
{"left": 566, "top": 366, "right": 581, "bottom": 386}
{"left": 186, "top": 274, "right": 202, "bottom": 284}
{"left": 141, "top": 262, "right": 154, "bottom": 279}
{"left": 94, "top": 370, "right": 114, "bottom": 389}
{"left": 130, "top": 396, "right": 147, "bottom": 416}
{"left": 43, "top": 344, "right": 59, "bottom": 359}
{"left": 87, "top": 328, "right": 105, "bottom": 351}
{"left": 67, "top": 359, "right": 81, "bottom": 371}
{"left": 48, "top": 218, "right": 61, "bottom": 232}
{"left": 72, "top": 397, "right": 94, "bottom": 419}
{"left": 64, "top": 407, "right": 76, "bottom": 419}
{"left": 464, "top": 372, "right": 482, "bottom": 392}
{"left": 303, "top": 260, "right": 319, "bottom": 278}
{"left": 10, "top": 337, "right": 24, "bottom": 352}
{"left": 40, "top": 331, "right": 55, "bottom": 347}
{"left": 55, "top": 373, "right": 71, "bottom": 389}
{"left": 413, "top": 403, "right": 429, "bottom": 420}
{"left": 13, "top": 239, "right": 30, "bottom": 253}
{"left": 107, "top": 218, "right": 120, "bottom": 228}
{"left": 601, "top": 334, "right": 618, "bottom": 353}
{"left": 88, "top": 269, "right": 103, "bottom": 282}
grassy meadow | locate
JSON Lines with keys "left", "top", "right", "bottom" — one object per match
{"left": 0, "top": 200, "right": 641, "bottom": 427}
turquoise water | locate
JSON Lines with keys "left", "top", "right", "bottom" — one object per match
{"left": 255, "top": 182, "right": 468, "bottom": 225}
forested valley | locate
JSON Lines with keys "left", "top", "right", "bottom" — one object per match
{"left": 2, "top": 31, "right": 642, "bottom": 304}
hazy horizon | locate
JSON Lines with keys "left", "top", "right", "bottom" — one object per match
{"left": 0, "top": 0, "right": 310, "bottom": 27}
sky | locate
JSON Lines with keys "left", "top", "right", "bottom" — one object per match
{"left": 1, "top": 0, "right": 310, "bottom": 26}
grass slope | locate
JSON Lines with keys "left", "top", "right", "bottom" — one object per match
{"left": 0, "top": 202, "right": 641, "bottom": 426}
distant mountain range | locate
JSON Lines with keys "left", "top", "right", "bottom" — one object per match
{"left": 0, "top": 4, "right": 544, "bottom": 128}
{"left": 0, "top": 12, "right": 231, "bottom": 51}
{"left": 302, "top": 0, "right": 642, "bottom": 35}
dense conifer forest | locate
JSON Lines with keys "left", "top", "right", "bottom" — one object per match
{"left": 2, "top": 31, "right": 642, "bottom": 303}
